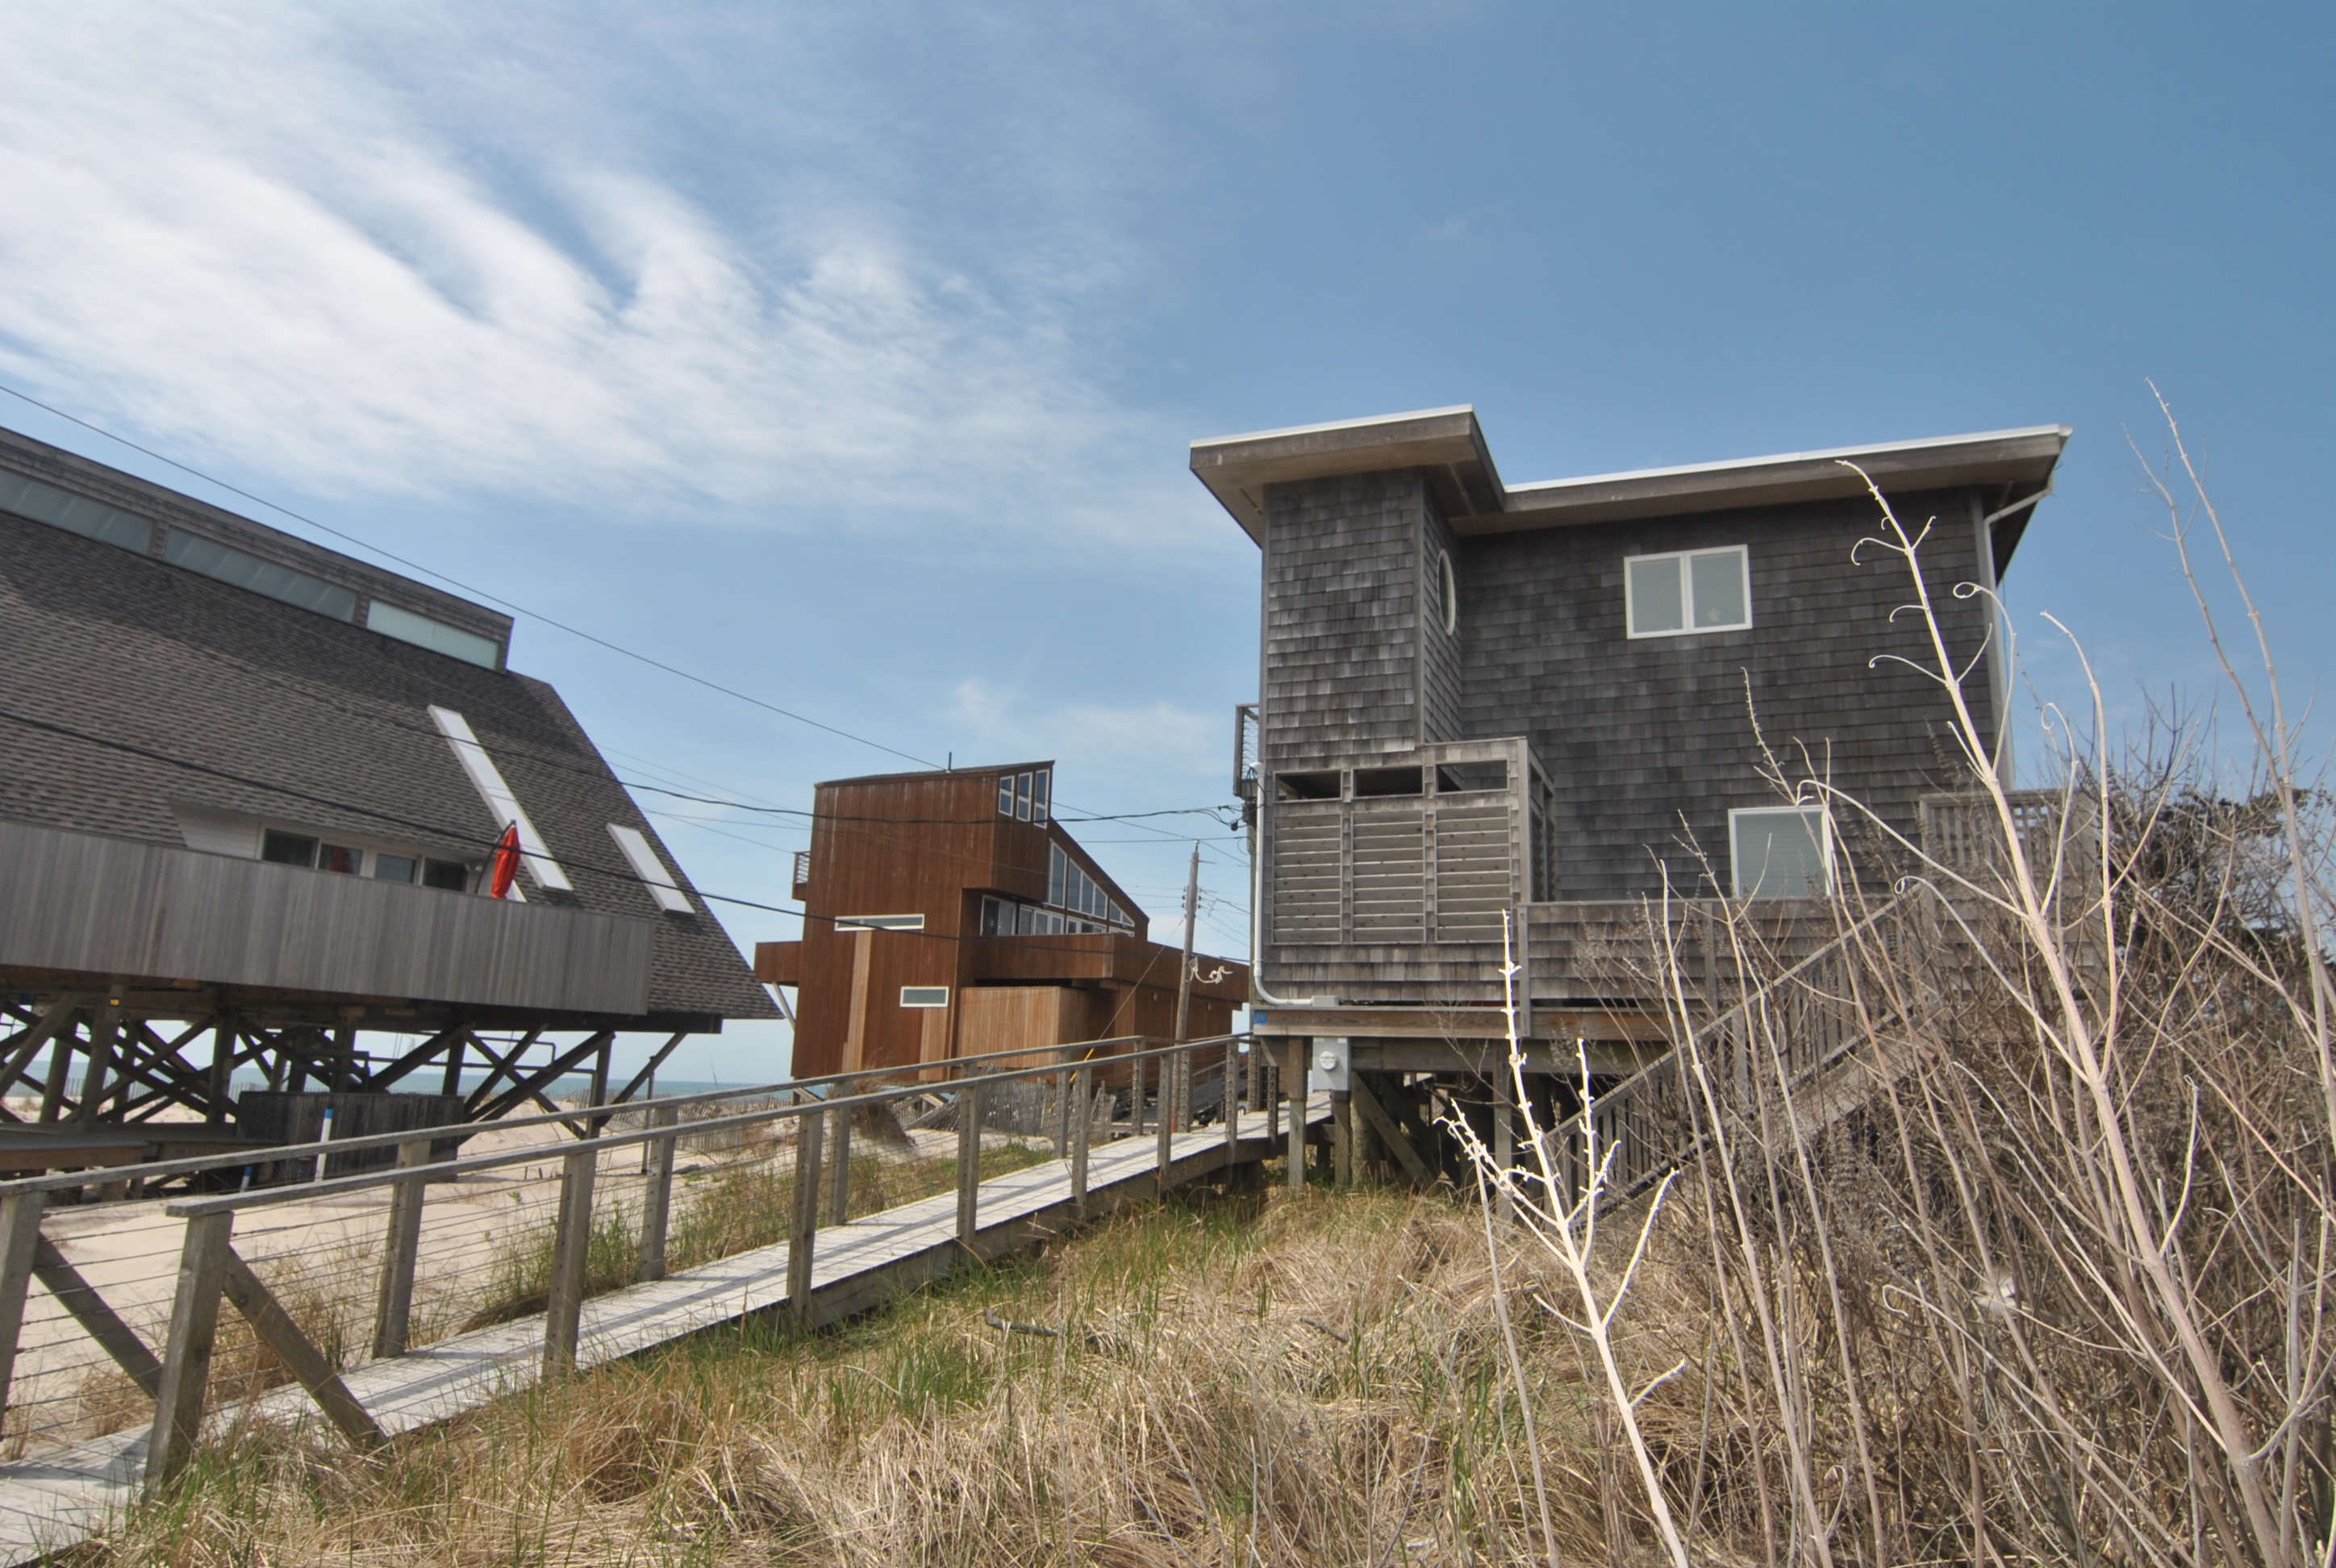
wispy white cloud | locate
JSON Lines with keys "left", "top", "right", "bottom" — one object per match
{"left": 0, "top": 4, "right": 1195, "bottom": 542}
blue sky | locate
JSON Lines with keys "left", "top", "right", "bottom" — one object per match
{"left": 1, "top": 5, "right": 2328, "bottom": 1081}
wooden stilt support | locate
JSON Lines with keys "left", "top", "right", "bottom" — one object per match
{"left": 1350, "top": 1075, "right": 1433, "bottom": 1185}
{"left": 1331, "top": 1091, "right": 1354, "bottom": 1187}
{"left": 1283, "top": 1041, "right": 1306, "bottom": 1191}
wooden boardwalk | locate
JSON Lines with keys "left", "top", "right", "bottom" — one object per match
{"left": 0, "top": 1102, "right": 1324, "bottom": 1563}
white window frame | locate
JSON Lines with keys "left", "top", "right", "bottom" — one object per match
{"left": 1624, "top": 544, "right": 1751, "bottom": 639}
{"left": 836, "top": 913, "right": 925, "bottom": 932}
{"left": 900, "top": 986, "right": 949, "bottom": 1008}
{"left": 1728, "top": 805, "right": 1833, "bottom": 900}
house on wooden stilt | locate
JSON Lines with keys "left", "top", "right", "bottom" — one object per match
{"left": 1191, "top": 407, "right": 2067, "bottom": 1175}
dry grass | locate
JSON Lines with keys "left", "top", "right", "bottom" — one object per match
{"left": 88, "top": 1182, "right": 1675, "bottom": 1567}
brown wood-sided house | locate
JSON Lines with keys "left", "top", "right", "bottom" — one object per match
{"left": 754, "top": 764, "right": 1249, "bottom": 1079}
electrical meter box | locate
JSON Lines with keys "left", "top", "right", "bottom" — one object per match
{"left": 1308, "top": 1036, "right": 1350, "bottom": 1095}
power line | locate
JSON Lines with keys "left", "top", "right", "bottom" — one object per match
{"left": 0, "top": 382, "right": 1234, "bottom": 845}
{"left": 0, "top": 703, "right": 1250, "bottom": 962}
{"left": 0, "top": 381, "right": 936, "bottom": 766}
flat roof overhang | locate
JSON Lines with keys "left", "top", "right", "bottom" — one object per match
{"left": 1191, "top": 406, "right": 2070, "bottom": 557}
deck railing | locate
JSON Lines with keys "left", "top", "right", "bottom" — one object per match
{"left": 0, "top": 1030, "right": 1279, "bottom": 1489}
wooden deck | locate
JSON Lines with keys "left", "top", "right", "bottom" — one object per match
{"left": 0, "top": 1101, "right": 1327, "bottom": 1563}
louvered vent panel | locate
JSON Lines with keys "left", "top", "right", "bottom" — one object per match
{"left": 1434, "top": 801, "right": 1513, "bottom": 942}
{"left": 1270, "top": 806, "right": 1343, "bottom": 945}
{"left": 1349, "top": 809, "right": 1425, "bottom": 943}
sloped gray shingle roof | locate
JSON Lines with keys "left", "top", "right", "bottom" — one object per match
{"left": 0, "top": 507, "right": 777, "bottom": 1024}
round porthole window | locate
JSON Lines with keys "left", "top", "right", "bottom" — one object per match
{"left": 1435, "top": 548, "right": 1458, "bottom": 634}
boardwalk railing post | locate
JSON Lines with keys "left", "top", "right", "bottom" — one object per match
{"left": 1070, "top": 1063, "right": 1091, "bottom": 1212}
{"left": 1223, "top": 1037, "right": 1240, "bottom": 1165}
{"left": 369, "top": 1137, "right": 430, "bottom": 1359}
{"left": 1154, "top": 1049, "right": 1174, "bottom": 1181}
{"left": 956, "top": 1074, "right": 985, "bottom": 1247}
{"left": 1052, "top": 1061, "right": 1070, "bottom": 1159}
{"left": 1129, "top": 1053, "right": 1146, "bottom": 1138}
{"left": 638, "top": 1102, "right": 678, "bottom": 1283}
{"left": 788, "top": 1103, "right": 824, "bottom": 1320}
{"left": 147, "top": 1211, "right": 232, "bottom": 1493}
{"left": 0, "top": 1191, "right": 45, "bottom": 1416}
{"left": 543, "top": 1145, "right": 597, "bottom": 1379}
{"left": 824, "top": 1103, "right": 851, "bottom": 1228}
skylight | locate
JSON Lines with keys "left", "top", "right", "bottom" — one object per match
{"left": 0, "top": 473, "right": 152, "bottom": 553}
{"left": 165, "top": 529, "right": 357, "bottom": 620}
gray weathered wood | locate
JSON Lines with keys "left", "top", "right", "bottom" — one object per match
{"left": 0, "top": 1193, "right": 45, "bottom": 1415}
{"left": 1350, "top": 1076, "right": 1431, "bottom": 1184}
{"left": 219, "top": 1249, "right": 383, "bottom": 1448}
{"left": 788, "top": 1107, "right": 824, "bottom": 1317}
{"left": 146, "top": 1211, "right": 233, "bottom": 1493}
{"left": 1331, "top": 1091, "right": 1354, "bottom": 1186}
{"left": 369, "top": 1139, "right": 431, "bottom": 1360}
{"left": 824, "top": 1105, "right": 850, "bottom": 1228}
{"left": 638, "top": 1103, "right": 678, "bottom": 1283}
{"left": 1283, "top": 1041, "right": 1307, "bottom": 1191}
{"left": 955, "top": 1078, "right": 983, "bottom": 1245}
{"left": 1223, "top": 1039, "right": 1241, "bottom": 1164}
{"left": 0, "top": 819, "right": 653, "bottom": 1015}
{"left": 32, "top": 1236, "right": 161, "bottom": 1395}
{"left": 1155, "top": 1051, "right": 1175, "bottom": 1178}
{"left": 541, "top": 1148, "right": 596, "bottom": 1378}
{"left": 1070, "top": 1065, "right": 1091, "bottom": 1211}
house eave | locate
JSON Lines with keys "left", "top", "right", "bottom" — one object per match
{"left": 1191, "top": 409, "right": 2071, "bottom": 547}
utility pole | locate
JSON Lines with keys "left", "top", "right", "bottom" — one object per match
{"left": 1173, "top": 843, "right": 1199, "bottom": 1132}
{"left": 1173, "top": 842, "right": 1199, "bottom": 1044}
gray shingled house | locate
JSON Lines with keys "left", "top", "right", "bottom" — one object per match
{"left": 1191, "top": 406, "right": 2067, "bottom": 1074}
{"left": 0, "top": 424, "right": 775, "bottom": 1161}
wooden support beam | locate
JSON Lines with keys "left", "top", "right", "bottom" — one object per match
{"left": 637, "top": 1103, "right": 678, "bottom": 1284}
{"left": 1070, "top": 1064, "right": 1092, "bottom": 1212}
{"left": 459, "top": 1029, "right": 543, "bottom": 1116}
{"left": 1349, "top": 1076, "right": 1433, "bottom": 1185}
{"left": 788, "top": 1103, "right": 823, "bottom": 1318}
{"left": 73, "top": 1004, "right": 117, "bottom": 1127}
{"left": 1283, "top": 1041, "right": 1307, "bottom": 1192}
{"left": 955, "top": 1078, "right": 984, "bottom": 1245}
{"left": 542, "top": 1148, "right": 597, "bottom": 1378}
{"left": 369, "top": 1140, "right": 430, "bottom": 1360}
{"left": 220, "top": 1249, "right": 383, "bottom": 1447}
{"left": 473, "top": 1032, "right": 608, "bottom": 1129}
{"left": 33, "top": 1236, "right": 162, "bottom": 1395}
{"left": 607, "top": 1031, "right": 690, "bottom": 1110}
{"left": 0, "top": 1192, "right": 47, "bottom": 1416}
{"left": 1331, "top": 1092, "right": 1354, "bottom": 1186}
{"left": 146, "top": 1211, "right": 232, "bottom": 1493}
{"left": 358, "top": 1027, "right": 464, "bottom": 1095}
{"left": 824, "top": 1105, "right": 851, "bottom": 1228}
{"left": 0, "top": 999, "right": 81, "bottom": 1107}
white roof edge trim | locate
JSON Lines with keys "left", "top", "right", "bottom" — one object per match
{"left": 1504, "top": 424, "right": 2072, "bottom": 498}
{"left": 427, "top": 705, "right": 574, "bottom": 893}
{"left": 607, "top": 824, "right": 691, "bottom": 914}
{"left": 1191, "top": 405, "right": 1478, "bottom": 452}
